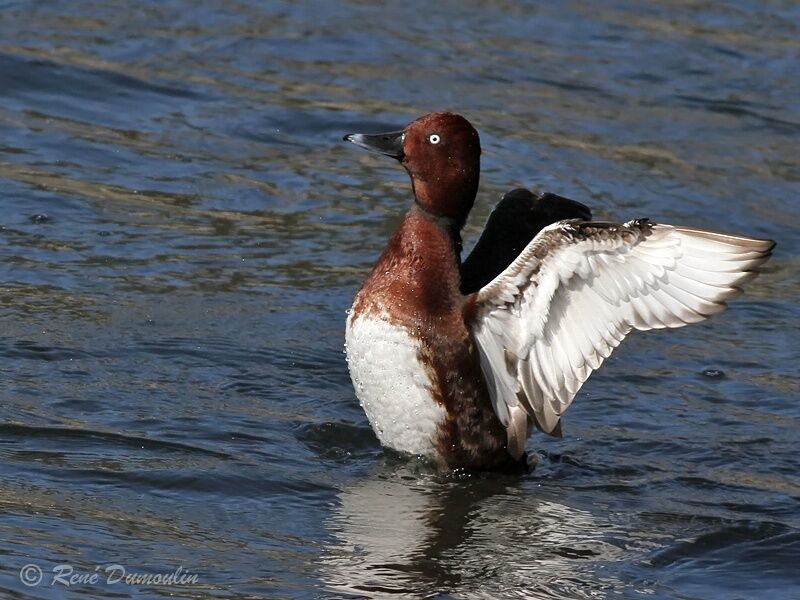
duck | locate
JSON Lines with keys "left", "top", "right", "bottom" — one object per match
{"left": 342, "top": 112, "right": 775, "bottom": 471}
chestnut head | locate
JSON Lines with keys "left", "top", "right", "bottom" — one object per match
{"left": 345, "top": 112, "right": 481, "bottom": 226}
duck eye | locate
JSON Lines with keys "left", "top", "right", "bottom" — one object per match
{"left": 428, "top": 134, "right": 441, "bottom": 144}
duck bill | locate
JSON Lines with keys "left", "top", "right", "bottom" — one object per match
{"left": 343, "top": 130, "right": 405, "bottom": 160}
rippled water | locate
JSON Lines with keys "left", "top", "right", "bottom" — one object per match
{"left": 0, "top": 1, "right": 798, "bottom": 598}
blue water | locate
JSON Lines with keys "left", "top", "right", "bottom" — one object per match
{"left": 0, "top": 1, "right": 798, "bottom": 598}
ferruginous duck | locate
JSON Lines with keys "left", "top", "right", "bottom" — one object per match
{"left": 343, "top": 112, "right": 774, "bottom": 471}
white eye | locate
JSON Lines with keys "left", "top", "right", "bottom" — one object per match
{"left": 428, "top": 134, "right": 441, "bottom": 144}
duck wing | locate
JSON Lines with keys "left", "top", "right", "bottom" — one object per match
{"left": 460, "top": 189, "right": 591, "bottom": 294}
{"left": 469, "top": 218, "right": 774, "bottom": 458}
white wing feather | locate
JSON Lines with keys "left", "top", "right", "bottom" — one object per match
{"left": 470, "top": 219, "right": 774, "bottom": 457}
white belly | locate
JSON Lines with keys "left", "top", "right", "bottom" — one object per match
{"left": 345, "top": 312, "right": 446, "bottom": 458}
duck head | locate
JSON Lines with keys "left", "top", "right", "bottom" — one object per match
{"left": 344, "top": 112, "right": 481, "bottom": 228}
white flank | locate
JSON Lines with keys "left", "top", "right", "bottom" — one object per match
{"left": 345, "top": 312, "right": 446, "bottom": 457}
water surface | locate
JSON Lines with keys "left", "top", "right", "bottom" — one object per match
{"left": 0, "top": 1, "right": 798, "bottom": 598}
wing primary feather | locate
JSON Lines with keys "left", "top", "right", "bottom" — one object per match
{"left": 470, "top": 218, "right": 773, "bottom": 457}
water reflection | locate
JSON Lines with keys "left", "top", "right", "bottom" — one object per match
{"left": 322, "top": 466, "right": 627, "bottom": 599}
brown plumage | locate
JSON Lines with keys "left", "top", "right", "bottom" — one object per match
{"left": 343, "top": 112, "right": 774, "bottom": 471}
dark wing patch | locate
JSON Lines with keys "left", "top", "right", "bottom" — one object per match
{"left": 460, "top": 189, "right": 592, "bottom": 294}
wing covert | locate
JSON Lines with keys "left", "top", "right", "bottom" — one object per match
{"left": 460, "top": 189, "right": 591, "bottom": 294}
{"left": 470, "top": 219, "right": 774, "bottom": 456}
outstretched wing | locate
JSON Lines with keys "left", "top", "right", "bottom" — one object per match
{"left": 469, "top": 218, "right": 774, "bottom": 458}
{"left": 460, "top": 189, "right": 591, "bottom": 294}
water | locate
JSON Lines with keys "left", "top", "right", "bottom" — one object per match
{"left": 0, "top": 1, "right": 798, "bottom": 598}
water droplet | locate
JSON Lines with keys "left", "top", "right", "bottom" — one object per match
{"left": 702, "top": 368, "right": 725, "bottom": 379}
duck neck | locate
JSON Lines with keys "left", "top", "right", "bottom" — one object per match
{"left": 409, "top": 204, "right": 463, "bottom": 258}
{"left": 409, "top": 169, "right": 478, "bottom": 232}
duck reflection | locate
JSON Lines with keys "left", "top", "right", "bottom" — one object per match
{"left": 320, "top": 460, "right": 622, "bottom": 598}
